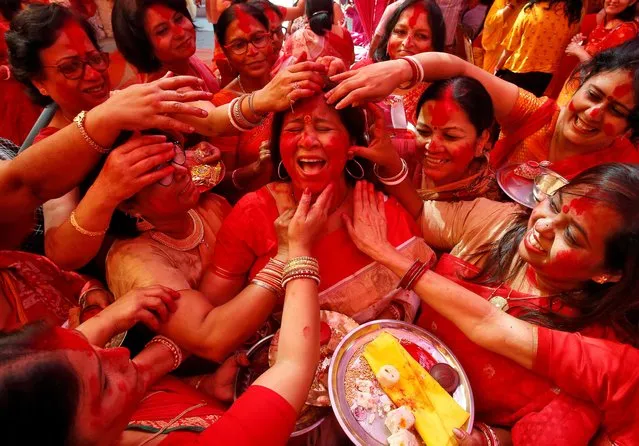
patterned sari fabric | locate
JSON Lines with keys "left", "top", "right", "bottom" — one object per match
{"left": 491, "top": 88, "right": 639, "bottom": 179}
{"left": 0, "top": 250, "right": 86, "bottom": 331}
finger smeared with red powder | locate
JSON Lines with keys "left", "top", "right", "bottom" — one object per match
{"left": 428, "top": 86, "right": 460, "bottom": 127}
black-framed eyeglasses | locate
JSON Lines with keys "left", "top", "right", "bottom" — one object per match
{"left": 43, "top": 51, "right": 110, "bottom": 80}
{"left": 271, "top": 26, "right": 287, "bottom": 39}
{"left": 158, "top": 141, "right": 187, "bottom": 186}
{"left": 223, "top": 32, "right": 271, "bottom": 55}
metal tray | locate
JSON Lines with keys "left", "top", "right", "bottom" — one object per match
{"left": 496, "top": 164, "right": 536, "bottom": 208}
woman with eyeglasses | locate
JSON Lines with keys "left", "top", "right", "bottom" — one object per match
{"left": 112, "top": 0, "right": 220, "bottom": 93}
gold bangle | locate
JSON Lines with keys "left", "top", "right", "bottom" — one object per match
{"left": 73, "top": 110, "right": 109, "bottom": 154}
{"left": 69, "top": 211, "right": 107, "bottom": 237}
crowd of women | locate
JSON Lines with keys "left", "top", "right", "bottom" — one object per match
{"left": 0, "top": 0, "right": 638, "bottom": 444}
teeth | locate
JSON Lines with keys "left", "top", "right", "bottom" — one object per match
{"left": 425, "top": 157, "right": 449, "bottom": 165}
{"left": 298, "top": 159, "right": 325, "bottom": 164}
{"left": 574, "top": 116, "right": 596, "bottom": 133}
{"left": 528, "top": 229, "right": 544, "bottom": 251}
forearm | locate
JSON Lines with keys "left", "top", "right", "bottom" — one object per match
{"left": 133, "top": 343, "right": 177, "bottom": 387}
{"left": 576, "top": 48, "right": 592, "bottom": 63}
{"left": 254, "top": 246, "right": 320, "bottom": 411}
{"left": 75, "top": 315, "right": 119, "bottom": 347}
{"left": 494, "top": 49, "right": 512, "bottom": 73}
{"left": 173, "top": 98, "right": 264, "bottom": 137}
{"left": 377, "top": 157, "right": 423, "bottom": 220}
{"left": 377, "top": 246, "right": 536, "bottom": 369}
{"left": 44, "top": 187, "right": 116, "bottom": 269}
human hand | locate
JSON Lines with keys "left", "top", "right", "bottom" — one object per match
{"left": 316, "top": 56, "right": 347, "bottom": 77}
{"left": 187, "top": 141, "right": 222, "bottom": 166}
{"left": 254, "top": 56, "right": 326, "bottom": 113}
{"left": 326, "top": 59, "right": 412, "bottom": 108}
{"left": 194, "top": 352, "right": 250, "bottom": 402}
{"left": 343, "top": 181, "right": 393, "bottom": 260}
{"left": 274, "top": 208, "right": 295, "bottom": 258}
{"left": 92, "top": 134, "right": 178, "bottom": 206}
{"left": 349, "top": 104, "right": 402, "bottom": 173}
{"left": 571, "top": 33, "right": 585, "bottom": 44}
{"left": 565, "top": 42, "right": 587, "bottom": 58}
{"left": 250, "top": 141, "right": 272, "bottom": 174}
{"left": 98, "top": 285, "right": 181, "bottom": 333}
{"left": 94, "top": 72, "right": 213, "bottom": 134}
{"left": 453, "top": 428, "right": 487, "bottom": 445}
{"left": 288, "top": 185, "right": 333, "bottom": 252}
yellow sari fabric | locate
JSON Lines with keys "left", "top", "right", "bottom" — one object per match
{"left": 481, "top": 0, "right": 524, "bottom": 73}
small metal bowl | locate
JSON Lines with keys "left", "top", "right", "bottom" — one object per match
{"left": 533, "top": 171, "right": 569, "bottom": 202}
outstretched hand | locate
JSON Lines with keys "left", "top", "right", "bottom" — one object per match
{"left": 288, "top": 185, "right": 333, "bottom": 252}
{"left": 343, "top": 181, "right": 393, "bottom": 261}
{"left": 349, "top": 104, "right": 402, "bottom": 171}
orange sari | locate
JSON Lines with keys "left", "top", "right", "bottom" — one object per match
{"left": 491, "top": 88, "right": 639, "bottom": 179}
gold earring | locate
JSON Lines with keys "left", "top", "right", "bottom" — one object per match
{"left": 40, "top": 89, "right": 47, "bottom": 95}
{"left": 594, "top": 275, "right": 609, "bottom": 284}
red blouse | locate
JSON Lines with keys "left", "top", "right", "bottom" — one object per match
{"left": 585, "top": 21, "right": 639, "bottom": 56}
{"left": 535, "top": 327, "right": 639, "bottom": 445}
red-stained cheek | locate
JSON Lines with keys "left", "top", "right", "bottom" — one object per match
{"left": 603, "top": 122, "right": 616, "bottom": 137}
{"left": 117, "top": 381, "right": 127, "bottom": 392}
{"left": 429, "top": 87, "right": 458, "bottom": 127}
{"left": 562, "top": 205, "right": 569, "bottom": 214}
{"left": 568, "top": 101, "right": 576, "bottom": 112}
{"left": 555, "top": 249, "right": 580, "bottom": 266}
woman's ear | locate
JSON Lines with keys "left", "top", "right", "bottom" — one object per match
{"left": 475, "top": 129, "right": 491, "bottom": 157}
{"left": 31, "top": 78, "right": 49, "bottom": 97}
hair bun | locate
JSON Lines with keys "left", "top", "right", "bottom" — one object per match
{"left": 309, "top": 10, "right": 331, "bottom": 36}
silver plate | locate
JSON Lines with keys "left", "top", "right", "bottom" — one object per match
{"left": 328, "top": 320, "right": 474, "bottom": 446}
{"left": 496, "top": 164, "right": 536, "bottom": 208}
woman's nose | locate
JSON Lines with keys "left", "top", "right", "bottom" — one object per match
{"left": 426, "top": 136, "right": 445, "bottom": 153}
{"left": 534, "top": 217, "right": 555, "bottom": 237}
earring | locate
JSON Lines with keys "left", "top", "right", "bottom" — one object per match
{"left": 39, "top": 88, "right": 47, "bottom": 95}
{"left": 135, "top": 215, "right": 154, "bottom": 231}
{"left": 594, "top": 275, "right": 609, "bottom": 284}
{"left": 345, "top": 158, "right": 365, "bottom": 180}
{"left": 277, "top": 161, "right": 290, "bottom": 181}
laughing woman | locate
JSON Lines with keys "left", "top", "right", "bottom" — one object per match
{"left": 328, "top": 41, "right": 639, "bottom": 180}
{"left": 112, "top": 0, "right": 220, "bottom": 92}
{"left": 344, "top": 163, "right": 639, "bottom": 445}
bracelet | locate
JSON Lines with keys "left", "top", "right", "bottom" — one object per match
{"left": 231, "top": 169, "right": 244, "bottom": 190}
{"left": 69, "top": 210, "right": 107, "bottom": 237}
{"left": 475, "top": 422, "right": 500, "bottom": 446}
{"left": 398, "top": 57, "right": 418, "bottom": 89}
{"left": 282, "top": 256, "right": 320, "bottom": 288}
{"left": 405, "top": 55, "right": 424, "bottom": 84}
{"left": 387, "top": 303, "right": 402, "bottom": 320}
{"left": 146, "top": 335, "right": 184, "bottom": 371}
{"left": 73, "top": 110, "right": 109, "bottom": 154}
{"left": 252, "top": 258, "right": 286, "bottom": 297}
{"left": 398, "top": 259, "right": 423, "bottom": 289}
{"left": 374, "top": 159, "right": 408, "bottom": 186}
{"left": 247, "top": 92, "right": 267, "bottom": 120}
{"left": 78, "top": 287, "right": 106, "bottom": 309}
{"left": 405, "top": 261, "right": 429, "bottom": 290}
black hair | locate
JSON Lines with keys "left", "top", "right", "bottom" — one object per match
{"left": 570, "top": 37, "right": 639, "bottom": 142}
{"left": 6, "top": 3, "right": 101, "bottom": 106}
{"left": 373, "top": 0, "right": 445, "bottom": 62}
{"left": 248, "top": 0, "right": 283, "bottom": 21}
{"left": 0, "top": 0, "right": 22, "bottom": 21}
{"left": 214, "top": 1, "right": 269, "bottom": 46}
{"left": 269, "top": 84, "right": 374, "bottom": 185}
{"left": 416, "top": 76, "right": 494, "bottom": 136}
{"left": 469, "top": 163, "right": 639, "bottom": 343}
{"left": 616, "top": 1, "right": 638, "bottom": 21}
{"left": 0, "top": 323, "right": 81, "bottom": 445}
{"left": 306, "top": 0, "right": 333, "bottom": 36}
{"left": 525, "top": 0, "right": 582, "bottom": 25}
{"left": 112, "top": 0, "right": 195, "bottom": 73}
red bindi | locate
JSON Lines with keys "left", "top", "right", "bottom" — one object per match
{"left": 429, "top": 86, "right": 458, "bottom": 127}
{"left": 234, "top": 8, "right": 253, "bottom": 34}
{"left": 407, "top": 4, "right": 426, "bottom": 28}
{"left": 564, "top": 196, "right": 594, "bottom": 216}
{"left": 612, "top": 82, "right": 633, "bottom": 100}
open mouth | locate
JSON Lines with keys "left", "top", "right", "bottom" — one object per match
{"left": 572, "top": 115, "right": 598, "bottom": 135}
{"left": 424, "top": 155, "right": 450, "bottom": 167}
{"left": 83, "top": 82, "right": 107, "bottom": 96}
{"left": 176, "top": 37, "right": 194, "bottom": 49}
{"left": 297, "top": 157, "right": 327, "bottom": 175}
{"left": 524, "top": 228, "right": 546, "bottom": 255}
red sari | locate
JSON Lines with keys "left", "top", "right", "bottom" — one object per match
{"left": 211, "top": 183, "right": 432, "bottom": 321}
{"left": 418, "top": 253, "right": 624, "bottom": 444}
{"left": 0, "top": 19, "right": 43, "bottom": 146}
{"left": 491, "top": 89, "right": 639, "bottom": 179}
{"left": 0, "top": 251, "right": 86, "bottom": 331}
{"left": 126, "top": 377, "right": 297, "bottom": 445}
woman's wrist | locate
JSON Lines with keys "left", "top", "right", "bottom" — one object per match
{"left": 251, "top": 89, "right": 270, "bottom": 115}
{"left": 378, "top": 155, "right": 403, "bottom": 177}
{"left": 84, "top": 105, "right": 119, "bottom": 150}
{"left": 394, "top": 59, "right": 415, "bottom": 86}
{"left": 288, "top": 245, "right": 312, "bottom": 258}
{"left": 85, "top": 181, "right": 120, "bottom": 212}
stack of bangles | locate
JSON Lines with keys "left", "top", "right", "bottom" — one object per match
{"left": 251, "top": 258, "right": 286, "bottom": 297}
{"left": 475, "top": 422, "right": 500, "bottom": 446}
{"left": 374, "top": 158, "right": 408, "bottom": 186}
{"left": 78, "top": 280, "right": 110, "bottom": 322}
{"left": 146, "top": 335, "right": 185, "bottom": 371}
{"left": 398, "top": 259, "right": 429, "bottom": 291}
{"left": 282, "top": 256, "right": 320, "bottom": 288}
{"left": 228, "top": 92, "right": 267, "bottom": 132}
{"left": 398, "top": 55, "right": 425, "bottom": 90}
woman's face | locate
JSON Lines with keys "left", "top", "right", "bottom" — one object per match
{"left": 143, "top": 4, "right": 196, "bottom": 65}
{"left": 561, "top": 70, "right": 635, "bottom": 149}
{"left": 128, "top": 143, "right": 201, "bottom": 220}
{"left": 415, "top": 89, "right": 485, "bottom": 186}
{"left": 280, "top": 95, "right": 352, "bottom": 194}
{"left": 604, "top": 0, "right": 636, "bottom": 16}
{"left": 57, "top": 330, "right": 146, "bottom": 444}
{"left": 387, "top": 4, "right": 433, "bottom": 60}
{"left": 34, "top": 20, "right": 110, "bottom": 115}
{"left": 223, "top": 12, "right": 273, "bottom": 78}
{"left": 519, "top": 188, "right": 622, "bottom": 289}
{"left": 264, "top": 8, "right": 284, "bottom": 57}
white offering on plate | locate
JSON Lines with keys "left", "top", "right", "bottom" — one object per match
{"left": 384, "top": 406, "right": 415, "bottom": 434}
{"left": 387, "top": 429, "right": 420, "bottom": 446}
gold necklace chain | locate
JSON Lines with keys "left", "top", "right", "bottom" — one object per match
{"left": 149, "top": 210, "right": 206, "bottom": 251}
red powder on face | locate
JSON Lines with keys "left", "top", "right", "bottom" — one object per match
{"left": 117, "top": 381, "right": 127, "bottom": 392}
{"left": 603, "top": 122, "right": 616, "bottom": 136}
{"left": 34, "top": 327, "right": 92, "bottom": 352}
{"left": 565, "top": 196, "right": 594, "bottom": 216}
{"left": 61, "top": 20, "right": 92, "bottom": 54}
{"left": 568, "top": 101, "right": 576, "bottom": 112}
{"left": 612, "top": 82, "right": 633, "bottom": 99}
{"left": 234, "top": 8, "right": 253, "bottom": 34}
{"left": 587, "top": 106, "right": 601, "bottom": 119}
{"left": 562, "top": 205, "right": 569, "bottom": 213}
{"left": 407, "top": 4, "right": 426, "bottom": 28}
{"left": 429, "top": 87, "right": 458, "bottom": 127}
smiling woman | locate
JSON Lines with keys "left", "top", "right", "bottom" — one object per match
{"left": 112, "top": 0, "right": 220, "bottom": 92}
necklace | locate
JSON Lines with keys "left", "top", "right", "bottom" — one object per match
{"left": 149, "top": 210, "right": 206, "bottom": 251}
{"left": 487, "top": 271, "right": 541, "bottom": 312}
{"left": 237, "top": 75, "right": 247, "bottom": 94}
